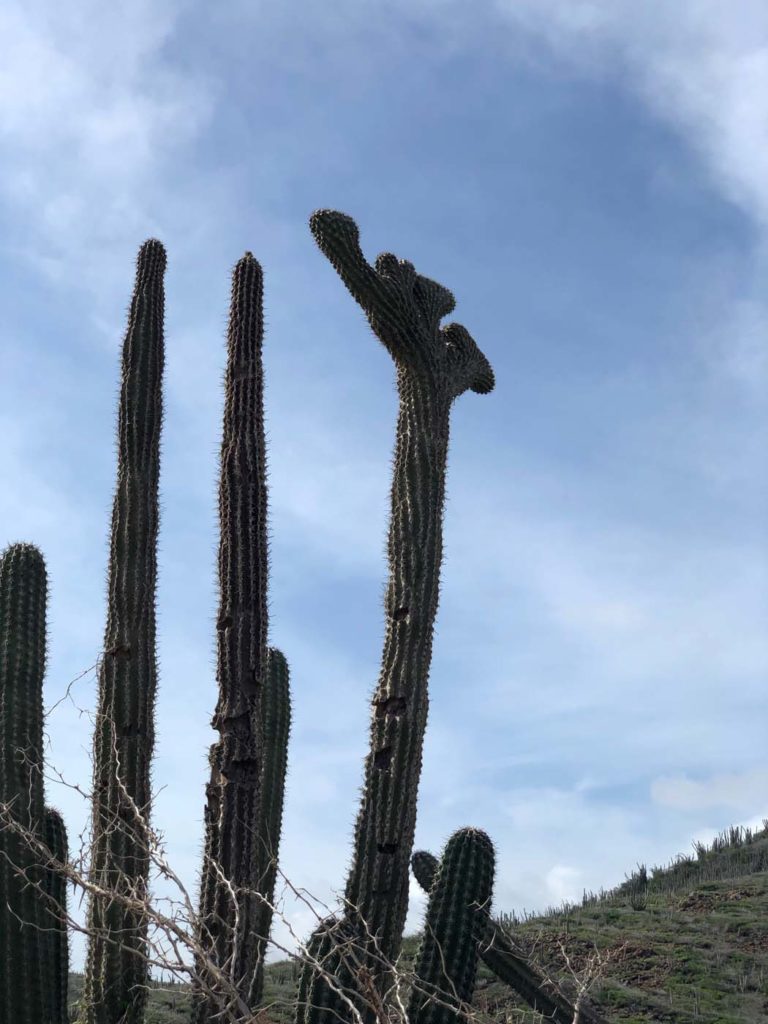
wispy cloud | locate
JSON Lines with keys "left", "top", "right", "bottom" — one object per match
{"left": 0, "top": 1, "right": 216, "bottom": 292}
{"left": 652, "top": 767, "right": 768, "bottom": 814}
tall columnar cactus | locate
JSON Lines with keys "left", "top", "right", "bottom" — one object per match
{"left": 44, "top": 805, "right": 70, "bottom": 1024}
{"left": 409, "top": 828, "right": 495, "bottom": 1024}
{"left": 411, "top": 851, "right": 610, "bottom": 1024}
{"left": 0, "top": 542, "right": 50, "bottom": 1024}
{"left": 299, "top": 210, "right": 494, "bottom": 1023}
{"left": 250, "top": 645, "right": 292, "bottom": 1007}
{"left": 82, "top": 238, "right": 166, "bottom": 1024}
{"left": 194, "top": 251, "right": 270, "bottom": 1019}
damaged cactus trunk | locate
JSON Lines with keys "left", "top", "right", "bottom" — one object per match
{"left": 193, "top": 252, "right": 271, "bottom": 1020}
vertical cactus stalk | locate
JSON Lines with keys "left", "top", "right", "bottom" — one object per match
{"left": 0, "top": 542, "right": 50, "bottom": 1024}
{"left": 410, "top": 851, "right": 610, "bottom": 1024}
{"left": 249, "top": 646, "right": 291, "bottom": 1007}
{"left": 82, "top": 238, "right": 166, "bottom": 1024}
{"left": 44, "top": 806, "right": 70, "bottom": 1024}
{"left": 194, "top": 252, "right": 269, "bottom": 1019}
{"left": 300, "top": 211, "right": 494, "bottom": 1024}
{"left": 409, "top": 828, "right": 495, "bottom": 1024}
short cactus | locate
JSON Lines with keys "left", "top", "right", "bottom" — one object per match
{"left": 0, "top": 543, "right": 55, "bottom": 1023}
{"left": 409, "top": 828, "right": 495, "bottom": 1024}
{"left": 82, "top": 238, "right": 166, "bottom": 1024}
{"left": 299, "top": 210, "right": 495, "bottom": 1024}
{"left": 411, "top": 850, "right": 610, "bottom": 1024}
{"left": 295, "top": 916, "right": 359, "bottom": 1024}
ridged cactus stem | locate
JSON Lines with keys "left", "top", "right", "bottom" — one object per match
{"left": 249, "top": 646, "right": 291, "bottom": 1007}
{"left": 0, "top": 543, "right": 49, "bottom": 1024}
{"left": 303, "top": 211, "right": 494, "bottom": 1022}
{"left": 411, "top": 851, "right": 611, "bottom": 1024}
{"left": 194, "top": 252, "right": 269, "bottom": 1019}
{"left": 409, "top": 828, "right": 495, "bottom": 1024}
{"left": 44, "top": 806, "right": 69, "bottom": 1024}
{"left": 82, "top": 238, "right": 166, "bottom": 1024}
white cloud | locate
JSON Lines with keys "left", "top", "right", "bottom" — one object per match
{"left": 651, "top": 767, "right": 768, "bottom": 814}
{"left": 493, "top": 1, "right": 768, "bottom": 225}
{"left": 0, "top": 1, "right": 216, "bottom": 288}
{"left": 545, "top": 864, "right": 583, "bottom": 904}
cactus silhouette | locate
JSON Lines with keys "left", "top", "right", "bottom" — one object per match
{"left": 250, "top": 645, "right": 292, "bottom": 1007}
{"left": 194, "top": 251, "right": 271, "bottom": 1019}
{"left": 298, "top": 210, "right": 494, "bottom": 1024}
{"left": 82, "top": 238, "right": 166, "bottom": 1024}
{"left": 409, "top": 828, "right": 495, "bottom": 1024}
{"left": 44, "top": 806, "right": 70, "bottom": 1024}
{"left": 0, "top": 542, "right": 67, "bottom": 1024}
{"left": 411, "top": 850, "right": 610, "bottom": 1024}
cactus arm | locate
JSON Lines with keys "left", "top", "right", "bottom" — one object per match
{"left": 410, "top": 851, "right": 612, "bottom": 1024}
{"left": 0, "top": 543, "right": 49, "bottom": 1024}
{"left": 409, "top": 828, "right": 495, "bottom": 1024}
{"left": 82, "top": 238, "right": 166, "bottom": 1024}
{"left": 249, "top": 646, "right": 291, "bottom": 1007}
{"left": 308, "top": 211, "right": 400, "bottom": 344}
{"left": 44, "top": 805, "right": 69, "bottom": 1024}
{"left": 194, "top": 251, "right": 270, "bottom": 1018}
{"left": 411, "top": 849, "right": 439, "bottom": 894}
{"left": 303, "top": 211, "right": 495, "bottom": 1024}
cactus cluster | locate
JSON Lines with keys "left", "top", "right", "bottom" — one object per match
{"left": 0, "top": 212, "right": 601, "bottom": 1024}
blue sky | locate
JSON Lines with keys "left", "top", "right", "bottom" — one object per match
{"left": 1, "top": 0, "right": 767, "bottom": 972}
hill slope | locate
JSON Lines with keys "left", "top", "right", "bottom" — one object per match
{"left": 67, "top": 823, "right": 768, "bottom": 1023}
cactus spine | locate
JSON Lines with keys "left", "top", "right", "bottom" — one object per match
{"left": 409, "top": 828, "right": 495, "bottom": 1024}
{"left": 44, "top": 806, "right": 70, "bottom": 1024}
{"left": 0, "top": 542, "right": 50, "bottom": 1024}
{"left": 194, "top": 252, "right": 270, "bottom": 1018}
{"left": 250, "top": 645, "right": 291, "bottom": 1007}
{"left": 82, "top": 238, "right": 166, "bottom": 1024}
{"left": 411, "top": 850, "right": 610, "bottom": 1024}
{"left": 300, "top": 210, "right": 495, "bottom": 1023}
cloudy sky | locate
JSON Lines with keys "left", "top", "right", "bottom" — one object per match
{"left": 1, "top": 0, "right": 767, "bottom": 973}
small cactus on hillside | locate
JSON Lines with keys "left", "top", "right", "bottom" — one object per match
{"left": 409, "top": 828, "right": 495, "bottom": 1024}
{"left": 410, "top": 850, "right": 610, "bottom": 1024}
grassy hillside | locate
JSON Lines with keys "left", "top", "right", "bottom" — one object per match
{"left": 67, "top": 823, "right": 768, "bottom": 1023}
